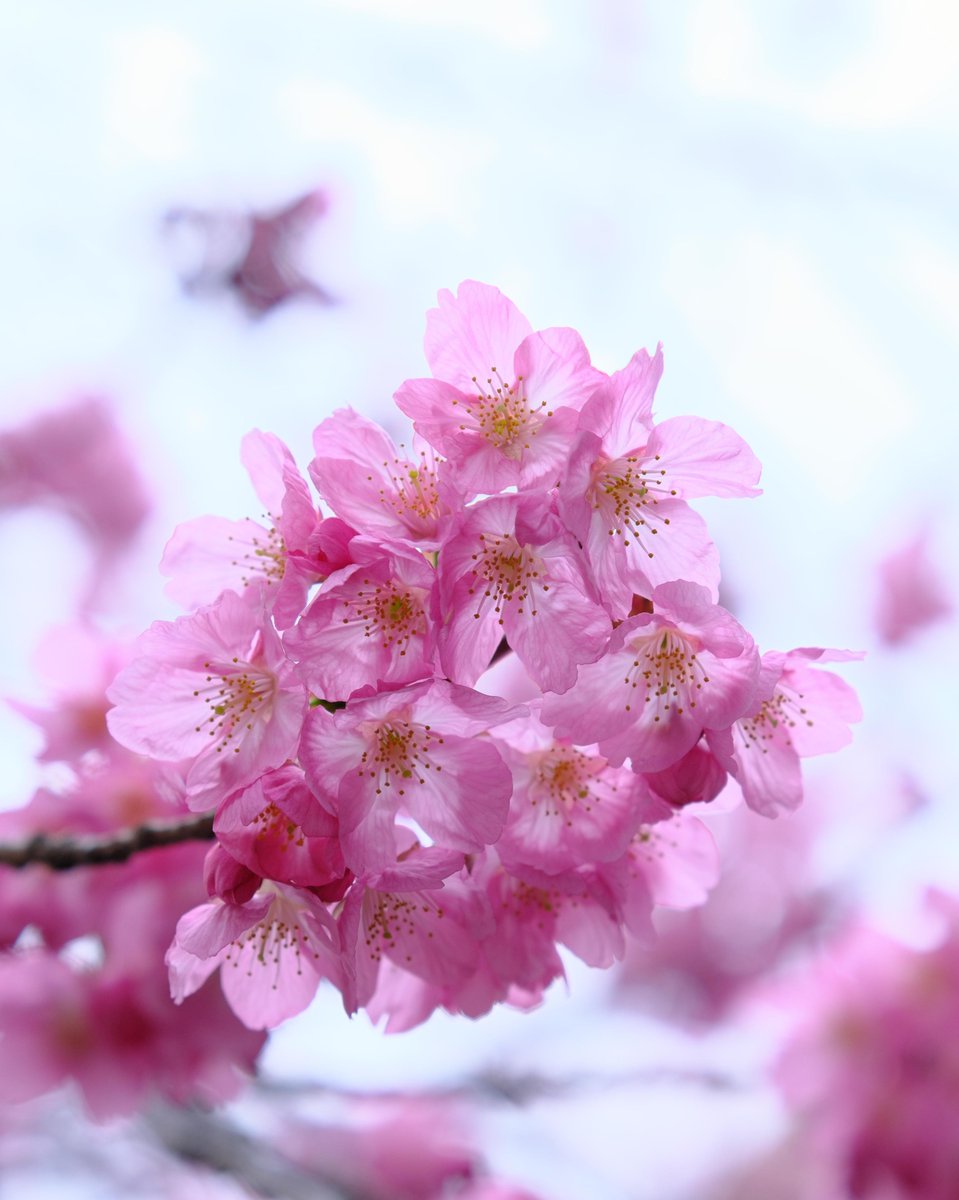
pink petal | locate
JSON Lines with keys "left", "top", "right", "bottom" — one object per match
{"left": 643, "top": 416, "right": 762, "bottom": 499}
{"left": 632, "top": 814, "right": 719, "bottom": 908}
{"left": 423, "top": 281, "right": 533, "bottom": 393}
{"left": 175, "top": 896, "right": 273, "bottom": 959}
{"left": 161, "top": 515, "right": 279, "bottom": 609}
{"left": 400, "top": 736, "right": 512, "bottom": 853}
{"left": 577, "top": 347, "right": 663, "bottom": 450}
{"left": 512, "top": 326, "right": 604, "bottom": 419}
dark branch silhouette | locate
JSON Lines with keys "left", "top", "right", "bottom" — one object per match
{"left": 0, "top": 812, "right": 215, "bottom": 871}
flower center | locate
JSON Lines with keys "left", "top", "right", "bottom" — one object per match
{"left": 363, "top": 892, "right": 444, "bottom": 964}
{"left": 357, "top": 720, "right": 444, "bottom": 797}
{"left": 346, "top": 579, "right": 428, "bottom": 654}
{"left": 224, "top": 891, "right": 319, "bottom": 977}
{"left": 621, "top": 628, "right": 708, "bottom": 718}
{"left": 193, "top": 658, "right": 275, "bottom": 753}
{"left": 228, "top": 517, "right": 286, "bottom": 587}
{"left": 592, "top": 453, "right": 678, "bottom": 557}
{"left": 469, "top": 531, "right": 544, "bottom": 620}
{"left": 252, "top": 801, "right": 304, "bottom": 849}
{"left": 463, "top": 368, "right": 551, "bottom": 458}
{"left": 531, "top": 745, "right": 607, "bottom": 818}
{"left": 510, "top": 880, "right": 558, "bottom": 916}
{"left": 737, "top": 685, "right": 812, "bottom": 753}
{"left": 381, "top": 449, "right": 443, "bottom": 532}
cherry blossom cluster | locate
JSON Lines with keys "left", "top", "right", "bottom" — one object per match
{"left": 104, "top": 281, "right": 861, "bottom": 1031}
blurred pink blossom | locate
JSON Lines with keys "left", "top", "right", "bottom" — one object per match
{"left": 874, "top": 530, "right": 953, "bottom": 647}
{"left": 165, "top": 190, "right": 333, "bottom": 316}
{"left": 0, "top": 397, "right": 151, "bottom": 604}
{"left": 776, "top": 894, "right": 959, "bottom": 1199}
{"left": 617, "top": 795, "right": 832, "bottom": 1026}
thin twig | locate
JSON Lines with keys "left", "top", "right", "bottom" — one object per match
{"left": 0, "top": 812, "right": 216, "bottom": 871}
{"left": 255, "top": 1063, "right": 747, "bottom": 1107}
{"left": 144, "top": 1104, "right": 348, "bottom": 1200}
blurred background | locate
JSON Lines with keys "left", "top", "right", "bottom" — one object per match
{"left": 1, "top": 2, "right": 957, "bottom": 1197}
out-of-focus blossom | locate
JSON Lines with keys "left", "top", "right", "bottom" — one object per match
{"left": 0, "top": 780, "right": 265, "bottom": 1117}
{"left": 707, "top": 1131, "right": 840, "bottom": 1200}
{"left": 281, "top": 1102, "right": 475, "bottom": 1199}
{"left": 0, "top": 397, "right": 151, "bottom": 603}
{"left": 617, "top": 795, "right": 832, "bottom": 1026}
{"left": 280, "top": 1099, "right": 553, "bottom": 1200}
{"left": 776, "top": 894, "right": 959, "bottom": 1199}
{"left": 165, "top": 190, "right": 333, "bottom": 316}
{"left": 0, "top": 941, "right": 263, "bottom": 1121}
{"left": 7, "top": 622, "right": 131, "bottom": 764}
{"left": 458, "top": 1184, "right": 546, "bottom": 1200}
{"left": 874, "top": 530, "right": 953, "bottom": 647}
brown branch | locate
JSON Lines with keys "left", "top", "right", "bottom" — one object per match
{"left": 0, "top": 812, "right": 216, "bottom": 871}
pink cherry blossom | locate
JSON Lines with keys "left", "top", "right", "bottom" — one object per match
{"left": 167, "top": 882, "right": 341, "bottom": 1029}
{"left": 627, "top": 802, "right": 720, "bottom": 911}
{"left": 467, "top": 853, "right": 570, "bottom": 994}
{"left": 395, "top": 281, "right": 604, "bottom": 493}
{"left": 203, "top": 841, "right": 261, "bottom": 905}
{"left": 543, "top": 581, "right": 759, "bottom": 773}
{"left": 337, "top": 845, "right": 478, "bottom": 1015}
{"left": 161, "top": 430, "right": 348, "bottom": 628}
{"left": 557, "top": 347, "right": 761, "bottom": 615}
{"left": 106, "top": 588, "right": 305, "bottom": 809}
{"left": 708, "top": 647, "right": 863, "bottom": 817}
{"left": 362, "top": 856, "right": 528, "bottom": 1029}
{"left": 213, "top": 764, "right": 347, "bottom": 890}
{"left": 492, "top": 709, "right": 650, "bottom": 874}
{"left": 299, "top": 679, "right": 519, "bottom": 874}
{"left": 310, "top": 408, "right": 462, "bottom": 546}
{"left": 284, "top": 537, "right": 436, "bottom": 700}
{"left": 502, "top": 802, "right": 718, "bottom": 971}
{"left": 874, "top": 528, "right": 953, "bottom": 646}
{"left": 437, "top": 492, "right": 611, "bottom": 693}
